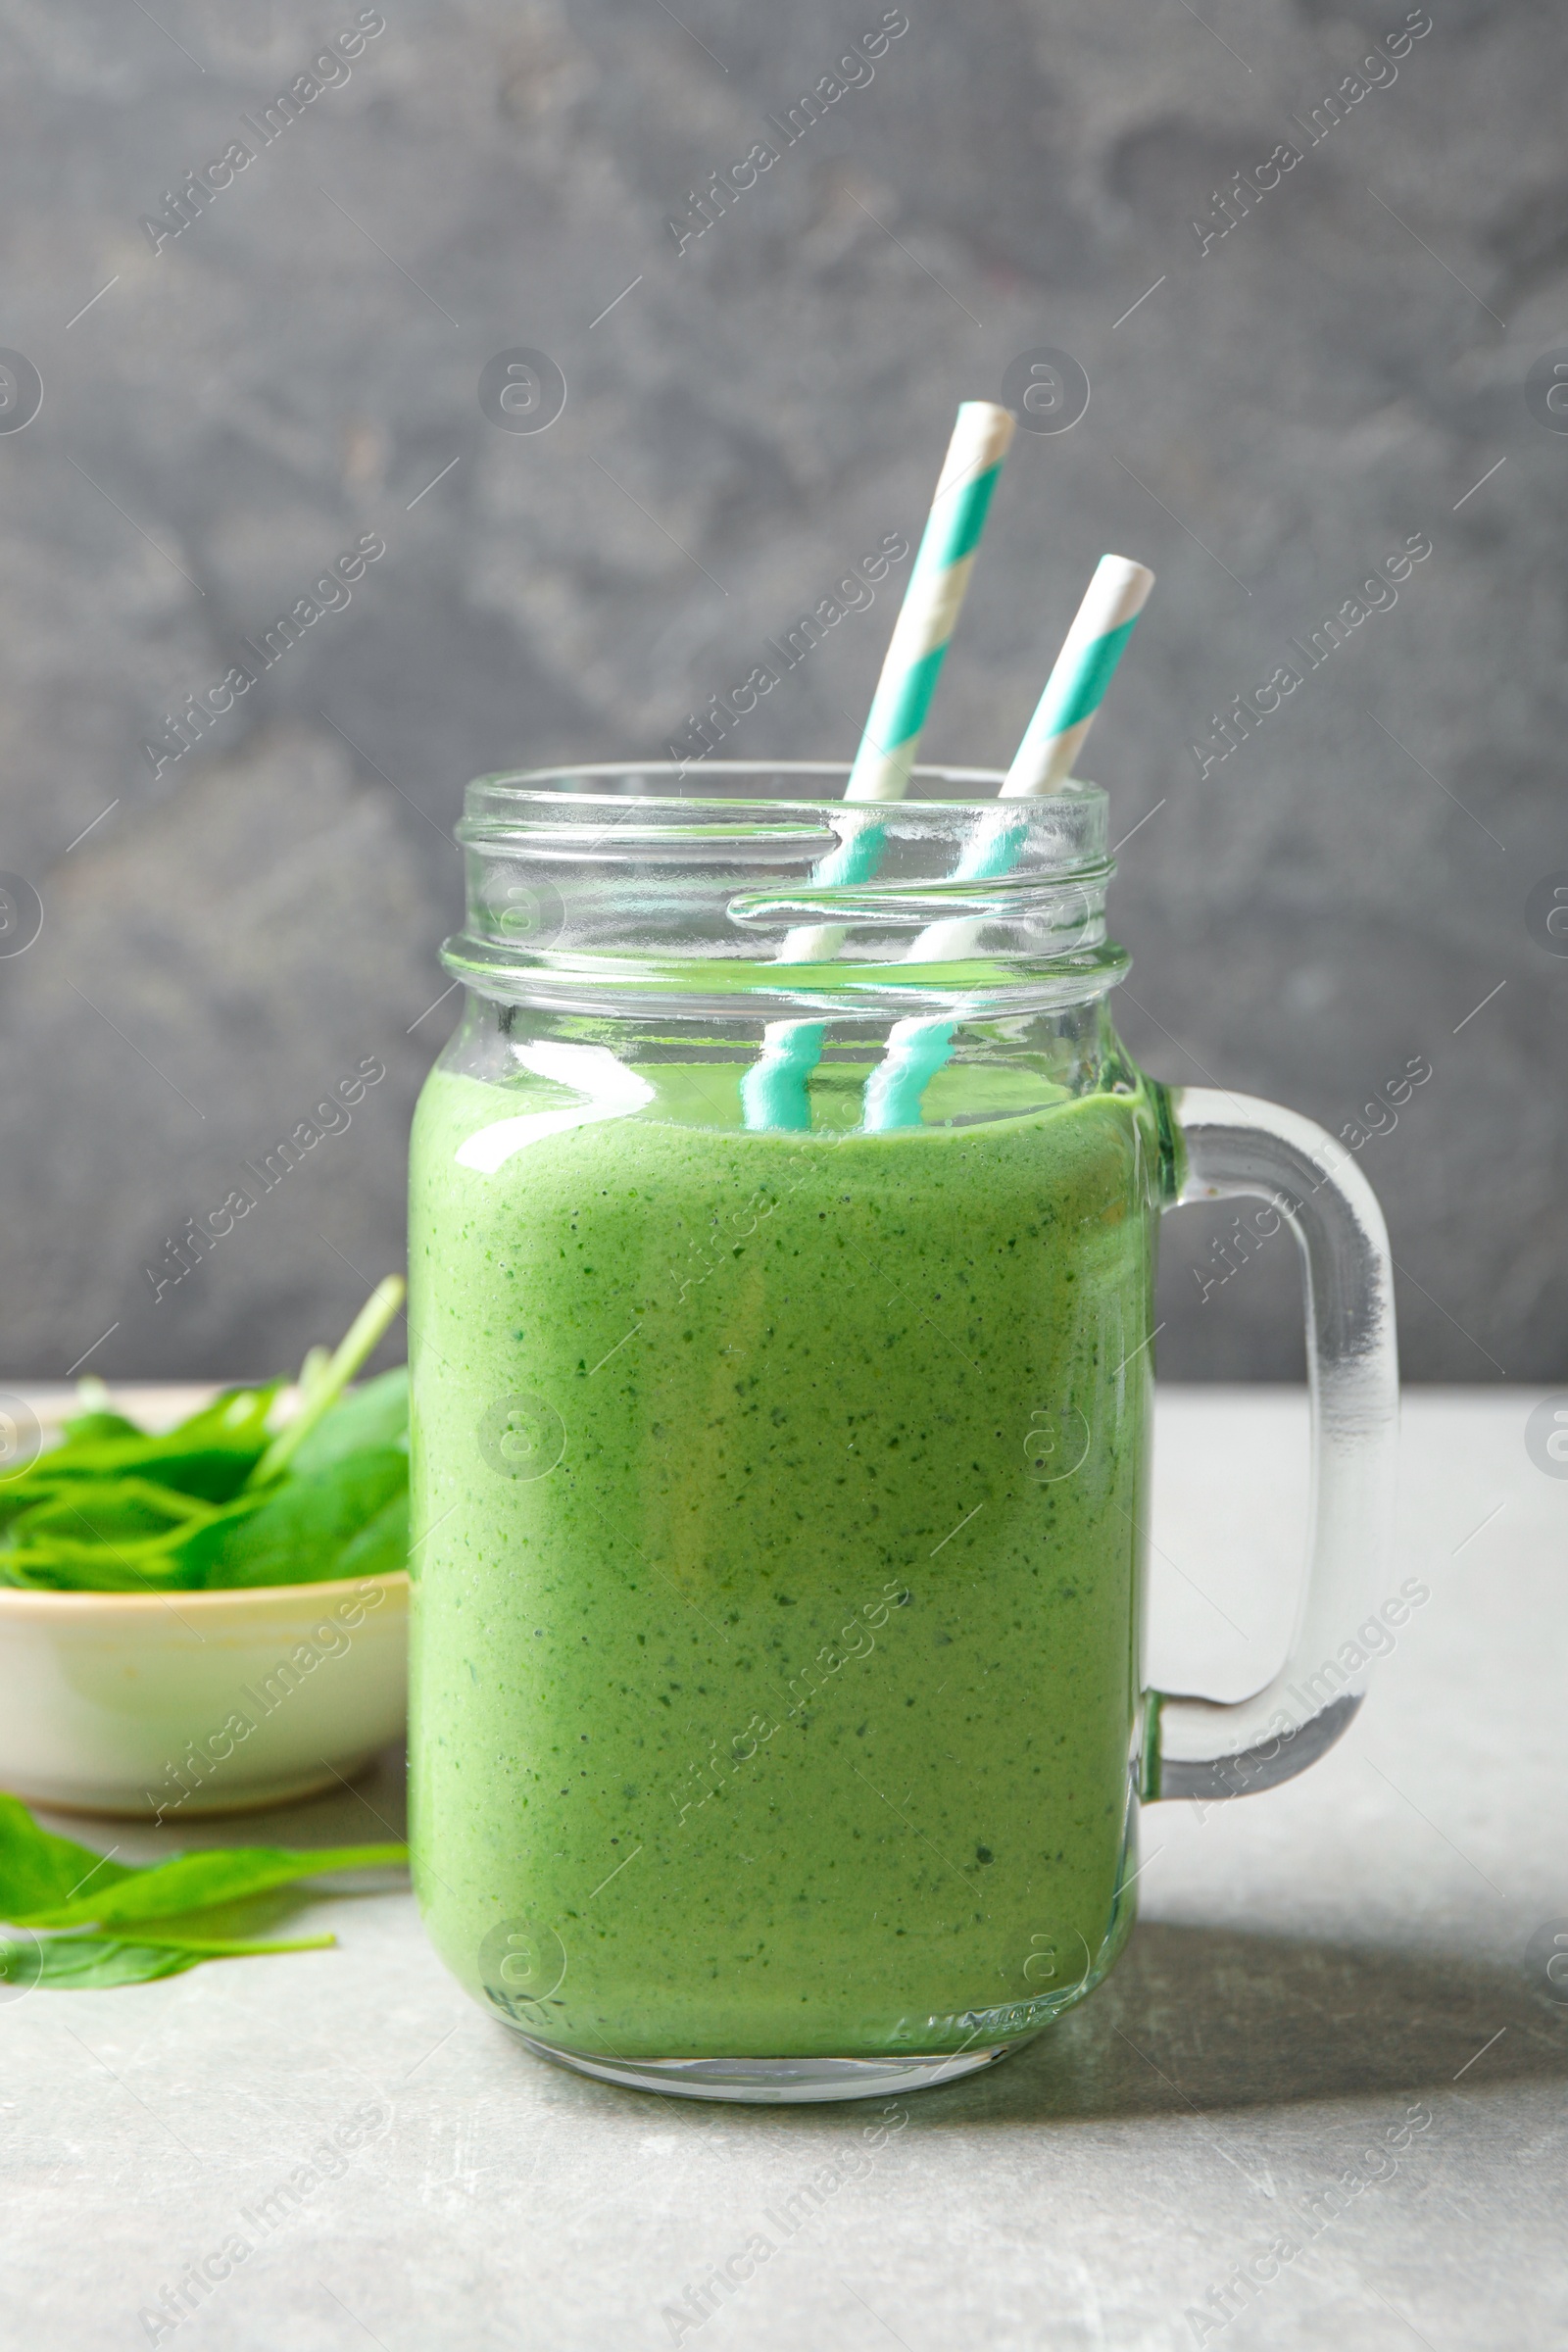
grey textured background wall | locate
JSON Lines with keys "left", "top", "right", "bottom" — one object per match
{"left": 0, "top": 0, "right": 1560, "bottom": 1384}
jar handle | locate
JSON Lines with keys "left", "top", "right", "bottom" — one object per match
{"left": 1144, "top": 1087, "right": 1399, "bottom": 1802}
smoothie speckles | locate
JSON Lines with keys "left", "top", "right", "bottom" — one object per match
{"left": 409, "top": 1061, "right": 1158, "bottom": 2059}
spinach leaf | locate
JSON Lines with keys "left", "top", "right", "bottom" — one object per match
{"left": 0, "top": 1387, "right": 279, "bottom": 1512}
{"left": 9, "top": 1478, "right": 218, "bottom": 1547}
{"left": 287, "top": 1366, "right": 409, "bottom": 1477}
{"left": 0, "top": 1793, "right": 141, "bottom": 1918}
{"left": 0, "top": 1485, "right": 260, "bottom": 1592}
{"left": 59, "top": 1380, "right": 143, "bottom": 1446}
{"left": 0, "top": 1543, "right": 197, "bottom": 1595}
{"left": 332, "top": 1488, "right": 410, "bottom": 1583}
{"left": 0, "top": 1284, "right": 409, "bottom": 1593}
{"left": 0, "top": 1450, "right": 410, "bottom": 1593}
{"left": 180, "top": 1449, "right": 409, "bottom": 1590}
{"left": 58, "top": 1411, "right": 145, "bottom": 1446}
{"left": 0, "top": 1788, "right": 407, "bottom": 1938}
{"left": 17, "top": 1838, "right": 407, "bottom": 1930}
{"left": 162, "top": 1385, "right": 281, "bottom": 1453}
{"left": 2, "top": 1930, "right": 337, "bottom": 1989}
{"left": 0, "top": 1790, "right": 405, "bottom": 1987}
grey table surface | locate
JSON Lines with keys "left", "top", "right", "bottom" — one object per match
{"left": 3, "top": 1388, "right": 1564, "bottom": 2352}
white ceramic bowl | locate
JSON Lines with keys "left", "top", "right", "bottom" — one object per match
{"left": 0, "top": 1573, "right": 409, "bottom": 1819}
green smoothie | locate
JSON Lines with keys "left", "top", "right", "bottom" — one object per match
{"left": 408, "top": 1045, "right": 1164, "bottom": 2060}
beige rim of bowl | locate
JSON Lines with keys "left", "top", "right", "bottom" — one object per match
{"left": 0, "top": 1570, "right": 410, "bottom": 1615}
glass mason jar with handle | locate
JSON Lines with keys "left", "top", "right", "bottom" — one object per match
{"left": 407, "top": 763, "right": 1397, "bottom": 2104}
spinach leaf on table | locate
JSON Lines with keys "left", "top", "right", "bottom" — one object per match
{"left": 16, "top": 1840, "right": 410, "bottom": 1930}
{"left": 0, "top": 1792, "right": 408, "bottom": 1985}
{"left": 0, "top": 1792, "right": 141, "bottom": 1918}
{"left": 2, "top": 1930, "right": 337, "bottom": 1990}
{"left": 0, "top": 1791, "right": 407, "bottom": 1929}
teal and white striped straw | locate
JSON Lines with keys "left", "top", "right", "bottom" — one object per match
{"left": 843, "top": 400, "right": 1019, "bottom": 807}
{"left": 862, "top": 553, "right": 1154, "bottom": 1133}
{"left": 1001, "top": 552, "right": 1154, "bottom": 799}
{"left": 742, "top": 401, "right": 1016, "bottom": 1130}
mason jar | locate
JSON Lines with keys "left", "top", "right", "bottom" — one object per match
{"left": 407, "top": 762, "right": 1396, "bottom": 2103}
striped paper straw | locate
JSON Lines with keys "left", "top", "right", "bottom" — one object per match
{"left": 781, "top": 400, "right": 1017, "bottom": 956}
{"left": 862, "top": 554, "right": 1153, "bottom": 1133}
{"left": 844, "top": 401, "right": 1018, "bottom": 806}
{"left": 742, "top": 402, "right": 1016, "bottom": 1130}
{"left": 1001, "top": 554, "right": 1154, "bottom": 798}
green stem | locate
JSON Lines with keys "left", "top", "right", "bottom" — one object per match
{"left": 247, "top": 1277, "right": 406, "bottom": 1489}
{"left": 44, "top": 1931, "right": 339, "bottom": 1955}
{"left": 131, "top": 1934, "right": 339, "bottom": 1956}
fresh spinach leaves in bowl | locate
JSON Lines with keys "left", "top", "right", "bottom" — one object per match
{"left": 0, "top": 1278, "right": 409, "bottom": 1595}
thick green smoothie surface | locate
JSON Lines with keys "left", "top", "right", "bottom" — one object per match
{"left": 409, "top": 1054, "right": 1160, "bottom": 2059}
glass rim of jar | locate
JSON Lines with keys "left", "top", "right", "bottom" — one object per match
{"left": 458, "top": 761, "right": 1105, "bottom": 846}
{"left": 444, "top": 761, "right": 1128, "bottom": 1019}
